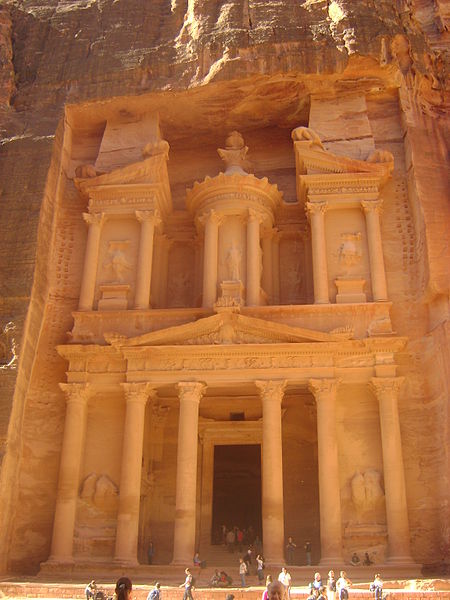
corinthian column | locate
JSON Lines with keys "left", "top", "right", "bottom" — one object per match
{"left": 78, "top": 212, "right": 104, "bottom": 311}
{"left": 306, "top": 201, "right": 329, "bottom": 304}
{"left": 134, "top": 210, "right": 161, "bottom": 309}
{"left": 256, "top": 380, "right": 286, "bottom": 564}
{"left": 247, "top": 210, "right": 262, "bottom": 306}
{"left": 200, "top": 211, "right": 221, "bottom": 308}
{"left": 48, "top": 383, "right": 91, "bottom": 563}
{"left": 115, "top": 383, "right": 155, "bottom": 565}
{"left": 370, "top": 377, "right": 414, "bottom": 564}
{"left": 361, "top": 200, "right": 388, "bottom": 302}
{"left": 172, "top": 382, "right": 206, "bottom": 564}
{"left": 308, "top": 378, "right": 343, "bottom": 564}
{"left": 272, "top": 230, "right": 281, "bottom": 305}
{"left": 261, "top": 229, "right": 274, "bottom": 302}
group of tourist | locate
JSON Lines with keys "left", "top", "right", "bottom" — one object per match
{"left": 305, "top": 570, "right": 352, "bottom": 600}
{"left": 219, "top": 523, "right": 262, "bottom": 553}
{"left": 85, "top": 567, "right": 384, "bottom": 600}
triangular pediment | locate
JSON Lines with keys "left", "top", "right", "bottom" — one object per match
{"left": 104, "top": 311, "right": 348, "bottom": 348}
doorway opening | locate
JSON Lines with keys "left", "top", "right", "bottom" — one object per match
{"left": 211, "top": 444, "right": 262, "bottom": 544}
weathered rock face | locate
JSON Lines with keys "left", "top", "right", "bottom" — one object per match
{"left": 0, "top": 0, "right": 448, "bottom": 576}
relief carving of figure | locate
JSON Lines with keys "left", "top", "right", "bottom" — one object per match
{"left": 351, "top": 469, "right": 384, "bottom": 523}
{"left": 104, "top": 242, "right": 132, "bottom": 283}
{"left": 339, "top": 232, "right": 362, "bottom": 271}
{"left": 226, "top": 244, "right": 242, "bottom": 281}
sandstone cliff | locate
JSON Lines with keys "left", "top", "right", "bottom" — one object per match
{"left": 0, "top": 0, "right": 448, "bottom": 574}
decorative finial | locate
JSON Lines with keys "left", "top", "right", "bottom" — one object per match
{"left": 217, "top": 131, "right": 249, "bottom": 175}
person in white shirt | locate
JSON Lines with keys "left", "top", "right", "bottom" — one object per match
{"left": 336, "top": 571, "right": 352, "bottom": 600}
{"left": 278, "top": 567, "right": 292, "bottom": 599}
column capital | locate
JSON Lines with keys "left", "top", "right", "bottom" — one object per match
{"left": 59, "top": 382, "right": 91, "bottom": 404}
{"left": 361, "top": 199, "right": 383, "bottom": 214}
{"left": 83, "top": 212, "right": 104, "bottom": 227}
{"left": 177, "top": 381, "right": 206, "bottom": 404}
{"left": 370, "top": 376, "right": 405, "bottom": 398}
{"left": 121, "top": 382, "right": 157, "bottom": 403}
{"left": 247, "top": 208, "right": 264, "bottom": 224}
{"left": 136, "top": 209, "right": 161, "bottom": 226}
{"left": 255, "top": 380, "right": 287, "bottom": 402}
{"left": 305, "top": 201, "right": 328, "bottom": 218}
{"left": 308, "top": 378, "right": 341, "bottom": 398}
{"left": 198, "top": 209, "right": 223, "bottom": 227}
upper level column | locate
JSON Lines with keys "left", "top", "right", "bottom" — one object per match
{"left": 200, "top": 210, "right": 222, "bottom": 308}
{"left": 78, "top": 213, "right": 104, "bottom": 310}
{"left": 247, "top": 210, "right": 262, "bottom": 306}
{"left": 48, "top": 383, "right": 91, "bottom": 563}
{"left": 261, "top": 228, "right": 274, "bottom": 302}
{"left": 134, "top": 210, "right": 161, "bottom": 309}
{"left": 370, "top": 377, "right": 414, "bottom": 564}
{"left": 114, "top": 383, "right": 155, "bottom": 565}
{"left": 256, "top": 379, "right": 286, "bottom": 564}
{"left": 361, "top": 200, "right": 388, "bottom": 301}
{"left": 308, "top": 378, "right": 343, "bottom": 564}
{"left": 172, "top": 382, "right": 206, "bottom": 564}
{"left": 306, "top": 201, "right": 329, "bottom": 304}
{"left": 272, "top": 229, "right": 281, "bottom": 305}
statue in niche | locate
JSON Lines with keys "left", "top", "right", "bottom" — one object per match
{"left": 338, "top": 232, "right": 362, "bottom": 272}
{"left": 168, "top": 272, "right": 191, "bottom": 306}
{"left": 103, "top": 241, "right": 132, "bottom": 283}
{"left": 351, "top": 469, "right": 385, "bottom": 524}
{"left": 226, "top": 245, "right": 242, "bottom": 281}
{"left": 217, "top": 131, "right": 249, "bottom": 175}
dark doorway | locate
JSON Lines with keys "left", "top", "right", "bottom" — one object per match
{"left": 211, "top": 444, "right": 262, "bottom": 543}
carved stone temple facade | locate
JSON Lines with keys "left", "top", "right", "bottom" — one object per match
{"left": 16, "top": 112, "right": 419, "bottom": 575}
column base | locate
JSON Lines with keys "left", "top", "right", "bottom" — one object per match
{"left": 113, "top": 557, "right": 139, "bottom": 567}
{"left": 171, "top": 558, "right": 192, "bottom": 567}
{"left": 386, "top": 555, "right": 417, "bottom": 566}
{"left": 319, "top": 557, "right": 345, "bottom": 567}
{"left": 265, "top": 557, "right": 285, "bottom": 567}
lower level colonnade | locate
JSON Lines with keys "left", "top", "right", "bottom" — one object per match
{"left": 46, "top": 375, "right": 415, "bottom": 567}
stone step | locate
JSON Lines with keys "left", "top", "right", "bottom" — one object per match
{"left": 1, "top": 582, "right": 450, "bottom": 600}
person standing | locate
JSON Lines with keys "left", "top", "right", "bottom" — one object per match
{"left": 226, "top": 528, "right": 235, "bottom": 553}
{"left": 326, "top": 570, "right": 337, "bottom": 600}
{"left": 146, "top": 583, "right": 161, "bottom": 600}
{"left": 239, "top": 557, "right": 248, "bottom": 587}
{"left": 286, "top": 537, "right": 297, "bottom": 565}
{"left": 85, "top": 581, "right": 97, "bottom": 600}
{"left": 179, "top": 568, "right": 194, "bottom": 600}
{"left": 278, "top": 567, "right": 292, "bottom": 599}
{"left": 336, "top": 571, "right": 352, "bottom": 600}
{"left": 147, "top": 541, "right": 154, "bottom": 565}
{"left": 256, "top": 554, "right": 265, "bottom": 583}
{"left": 304, "top": 540, "right": 312, "bottom": 565}
{"left": 369, "top": 574, "right": 383, "bottom": 600}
